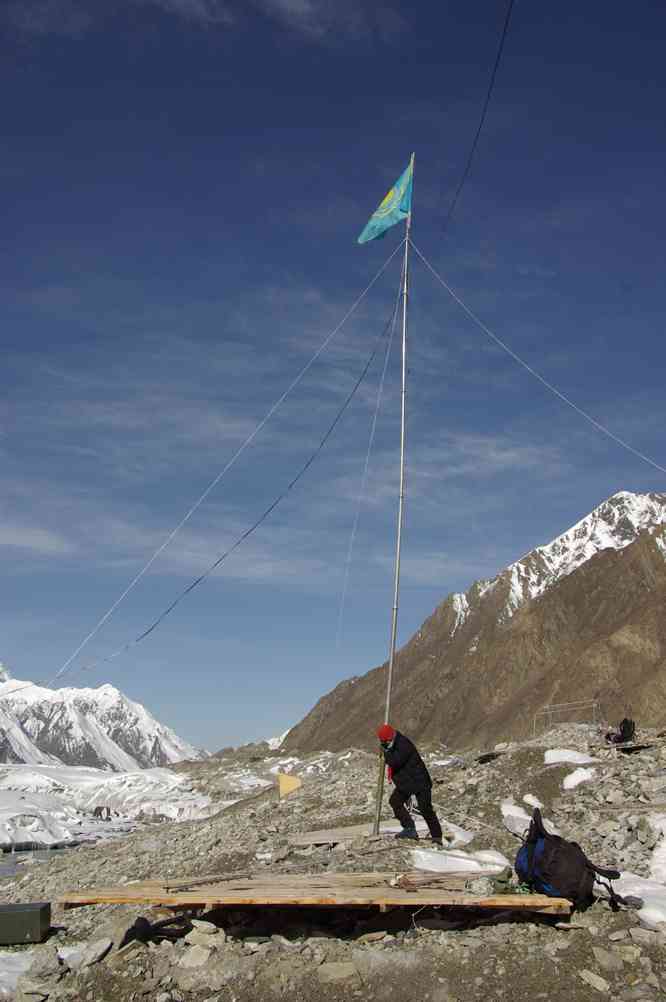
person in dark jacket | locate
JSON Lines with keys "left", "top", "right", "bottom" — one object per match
{"left": 377, "top": 724, "right": 443, "bottom": 844}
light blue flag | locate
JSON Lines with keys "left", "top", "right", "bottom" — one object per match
{"left": 357, "top": 157, "right": 413, "bottom": 244}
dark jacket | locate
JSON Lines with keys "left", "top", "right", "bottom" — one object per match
{"left": 383, "top": 732, "right": 432, "bottom": 793}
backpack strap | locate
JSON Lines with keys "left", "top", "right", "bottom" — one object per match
{"left": 590, "top": 863, "right": 621, "bottom": 881}
{"left": 529, "top": 807, "right": 549, "bottom": 841}
{"left": 594, "top": 875, "right": 621, "bottom": 911}
{"left": 524, "top": 839, "right": 538, "bottom": 883}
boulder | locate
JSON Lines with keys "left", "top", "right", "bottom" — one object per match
{"left": 191, "top": 919, "right": 219, "bottom": 935}
{"left": 184, "top": 930, "right": 221, "bottom": 949}
{"left": 178, "top": 944, "right": 213, "bottom": 969}
{"left": 80, "top": 938, "right": 113, "bottom": 968}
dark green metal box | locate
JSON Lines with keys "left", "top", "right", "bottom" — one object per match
{"left": 0, "top": 902, "right": 51, "bottom": 944}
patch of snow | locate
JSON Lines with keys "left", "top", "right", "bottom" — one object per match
{"left": 266, "top": 729, "right": 290, "bottom": 751}
{"left": 411, "top": 847, "right": 510, "bottom": 875}
{"left": 223, "top": 768, "right": 272, "bottom": 792}
{"left": 500, "top": 799, "right": 531, "bottom": 838}
{"left": 269, "top": 757, "right": 300, "bottom": 775}
{"left": 449, "top": 593, "right": 469, "bottom": 637}
{"left": 522, "top": 794, "right": 543, "bottom": 809}
{"left": 563, "top": 767, "right": 596, "bottom": 790}
{"left": 655, "top": 533, "right": 666, "bottom": 559}
{"left": 500, "top": 799, "right": 559, "bottom": 838}
{"left": 499, "top": 491, "right": 666, "bottom": 619}
{"left": 0, "top": 951, "right": 34, "bottom": 997}
{"left": 648, "top": 814, "right": 666, "bottom": 884}
{"left": 545, "top": 749, "right": 597, "bottom": 766}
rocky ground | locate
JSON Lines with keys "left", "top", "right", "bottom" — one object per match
{"left": 2, "top": 724, "right": 666, "bottom": 1001}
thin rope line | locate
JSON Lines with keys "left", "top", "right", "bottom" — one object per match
{"left": 442, "top": 0, "right": 516, "bottom": 233}
{"left": 46, "top": 239, "right": 406, "bottom": 688}
{"left": 1, "top": 280, "right": 401, "bottom": 701}
{"left": 335, "top": 266, "right": 403, "bottom": 648}
{"left": 411, "top": 239, "right": 666, "bottom": 477}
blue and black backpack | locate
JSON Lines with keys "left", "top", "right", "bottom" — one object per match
{"left": 515, "top": 808, "right": 621, "bottom": 910}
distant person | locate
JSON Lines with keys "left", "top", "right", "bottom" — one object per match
{"left": 605, "top": 717, "right": 636, "bottom": 745}
{"left": 376, "top": 724, "right": 443, "bottom": 845}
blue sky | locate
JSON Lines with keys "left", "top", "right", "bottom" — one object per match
{"left": 2, "top": 1, "right": 666, "bottom": 749}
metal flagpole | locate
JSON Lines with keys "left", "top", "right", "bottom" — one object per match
{"left": 373, "top": 152, "right": 414, "bottom": 836}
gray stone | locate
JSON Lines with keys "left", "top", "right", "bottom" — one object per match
{"left": 191, "top": 920, "right": 218, "bottom": 935}
{"left": 357, "top": 931, "right": 386, "bottom": 943}
{"left": 105, "top": 940, "right": 147, "bottom": 968}
{"left": 351, "top": 947, "right": 420, "bottom": 980}
{"left": 174, "top": 952, "right": 246, "bottom": 994}
{"left": 97, "top": 913, "right": 152, "bottom": 953}
{"left": 271, "top": 934, "right": 300, "bottom": 950}
{"left": 608, "top": 930, "right": 628, "bottom": 941}
{"left": 26, "top": 947, "right": 63, "bottom": 983}
{"left": 606, "top": 791, "right": 624, "bottom": 806}
{"left": 178, "top": 944, "right": 213, "bottom": 969}
{"left": 184, "top": 930, "right": 221, "bottom": 948}
{"left": 617, "top": 945, "right": 642, "bottom": 963}
{"left": 316, "top": 962, "right": 360, "bottom": 986}
{"left": 80, "top": 938, "right": 113, "bottom": 968}
{"left": 630, "top": 927, "right": 657, "bottom": 945}
{"left": 592, "top": 947, "right": 624, "bottom": 973}
{"left": 579, "top": 969, "right": 610, "bottom": 992}
{"left": 15, "top": 980, "right": 51, "bottom": 1002}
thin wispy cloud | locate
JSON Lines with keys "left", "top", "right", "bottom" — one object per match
{"left": 4, "top": 0, "right": 404, "bottom": 40}
{"left": 0, "top": 523, "right": 74, "bottom": 556}
{"left": 136, "top": 0, "right": 234, "bottom": 25}
{"left": 3, "top": 0, "right": 93, "bottom": 37}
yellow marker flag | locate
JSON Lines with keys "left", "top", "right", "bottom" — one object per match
{"left": 277, "top": 772, "right": 302, "bottom": 799}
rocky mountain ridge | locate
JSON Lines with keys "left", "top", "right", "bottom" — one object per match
{"left": 285, "top": 491, "right": 666, "bottom": 752}
{"left": 0, "top": 665, "right": 204, "bottom": 770}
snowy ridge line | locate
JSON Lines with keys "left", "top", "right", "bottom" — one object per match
{"left": 446, "top": 491, "right": 666, "bottom": 633}
{"left": 0, "top": 668, "right": 204, "bottom": 771}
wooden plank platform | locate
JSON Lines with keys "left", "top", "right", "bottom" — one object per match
{"left": 59, "top": 871, "right": 571, "bottom": 915}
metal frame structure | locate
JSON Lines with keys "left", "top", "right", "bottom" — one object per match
{"left": 532, "top": 699, "right": 602, "bottom": 737}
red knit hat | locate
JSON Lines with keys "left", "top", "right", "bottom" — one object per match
{"left": 376, "top": 724, "right": 396, "bottom": 741}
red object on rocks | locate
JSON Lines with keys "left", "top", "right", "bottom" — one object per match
{"left": 376, "top": 724, "right": 396, "bottom": 742}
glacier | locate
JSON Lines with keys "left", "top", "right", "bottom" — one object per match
{"left": 0, "top": 762, "right": 215, "bottom": 849}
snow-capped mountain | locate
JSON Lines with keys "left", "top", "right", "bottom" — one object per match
{"left": 286, "top": 490, "right": 666, "bottom": 752}
{"left": 453, "top": 490, "right": 666, "bottom": 629}
{"left": 0, "top": 665, "right": 205, "bottom": 771}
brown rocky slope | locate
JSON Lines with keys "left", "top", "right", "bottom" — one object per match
{"left": 285, "top": 500, "right": 666, "bottom": 754}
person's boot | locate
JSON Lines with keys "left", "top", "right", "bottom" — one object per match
{"left": 394, "top": 826, "right": 419, "bottom": 840}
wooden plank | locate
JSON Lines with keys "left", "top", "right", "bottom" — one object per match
{"left": 288, "top": 820, "right": 432, "bottom": 846}
{"left": 58, "top": 871, "right": 570, "bottom": 915}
